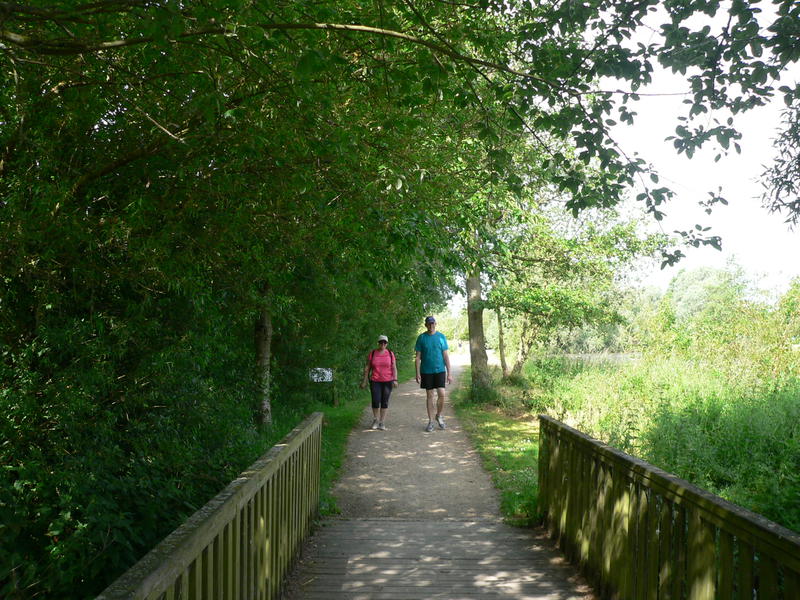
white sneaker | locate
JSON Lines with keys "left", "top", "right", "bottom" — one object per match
{"left": 436, "top": 414, "right": 446, "bottom": 429}
{"left": 378, "top": 422, "right": 386, "bottom": 431}
{"left": 425, "top": 421, "right": 435, "bottom": 432}
{"left": 371, "top": 419, "right": 379, "bottom": 429}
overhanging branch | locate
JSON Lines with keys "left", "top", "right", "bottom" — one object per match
{"left": 0, "top": 21, "right": 556, "bottom": 89}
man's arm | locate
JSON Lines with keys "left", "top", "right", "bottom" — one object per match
{"left": 415, "top": 351, "right": 422, "bottom": 383}
{"left": 442, "top": 349, "right": 452, "bottom": 384}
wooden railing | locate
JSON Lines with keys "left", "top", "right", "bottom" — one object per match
{"left": 97, "top": 412, "right": 323, "bottom": 600}
{"left": 538, "top": 415, "right": 800, "bottom": 600}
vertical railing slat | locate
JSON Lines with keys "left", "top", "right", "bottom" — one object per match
{"left": 269, "top": 475, "right": 278, "bottom": 599}
{"left": 658, "top": 498, "right": 674, "bottom": 600}
{"left": 180, "top": 569, "right": 189, "bottom": 600}
{"left": 784, "top": 568, "right": 800, "bottom": 600}
{"left": 718, "top": 530, "right": 734, "bottom": 598}
{"left": 203, "top": 543, "right": 212, "bottom": 599}
{"left": 758, "top": 556, "right": 779, "bottom": 599}
{"left": 645, "top": 490, "right": 659, "bottom": 600}
{"left": 222, "top": 521, "right": 232, "bottom": 600}
{"left": 687, "top": 509, "right": 715, "bottom": 600}
{"left": 738, "top": 541, "right": 754, "bottom": 600}
{"left": 633, "top": 484, "right": 648, "bottom": 598}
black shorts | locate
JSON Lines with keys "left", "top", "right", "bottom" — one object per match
{"left": 420, "top": 371, "right": 446, "bottom": 390}
{"left": 370, "top": 381, "right": 393, "bottom": 409}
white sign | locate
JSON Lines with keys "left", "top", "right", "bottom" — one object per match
{"left": 309, "top": 368, "right": 333, "bottom": 383}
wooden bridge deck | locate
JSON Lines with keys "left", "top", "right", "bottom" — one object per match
{"left": 283, "top": 519, "right": 593, "bottom": 599}
{"left": 282, "top": 357, "right": 595, "bottom": 599}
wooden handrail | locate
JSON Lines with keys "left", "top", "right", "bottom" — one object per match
{"left": 538, "top": 415, "right": 800, "bottom": 599}
{"left": 97, "top": 412, "right": 323, "bottom": 600}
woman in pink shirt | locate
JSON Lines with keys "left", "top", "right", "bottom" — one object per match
{"left": 360, "top": 335, "right": 398, "bottom": 431}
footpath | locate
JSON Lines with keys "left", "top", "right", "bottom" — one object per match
{"left": 282, "top": 353, "right": 595, "bottom": 599}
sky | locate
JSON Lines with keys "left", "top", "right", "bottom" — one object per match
{"left": 605, "top": 19, "right": 800, "bottom": 296}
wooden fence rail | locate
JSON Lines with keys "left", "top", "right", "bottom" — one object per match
{"left": 97, "top": 412, "right": 323, "bottom": 600}
{"left": 538, "top": 415, "right": 800, "bottom": 600}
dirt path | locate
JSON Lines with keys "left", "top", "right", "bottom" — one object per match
{"left": 330, "top": 351, "right": 501, "bottom": 520}
{"left": 282, "top": 352, "right": 596, "bottom": 599}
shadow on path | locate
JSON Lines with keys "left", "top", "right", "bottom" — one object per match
{"left": 282, "top": 352, "right": 596, "bottom": 599}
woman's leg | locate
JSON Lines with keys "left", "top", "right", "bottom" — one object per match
{"left": 380, "top": 382, "right": 391, "bottom": 423}
{"left": 370, "top": 381, "right": 382, "bottom": 423}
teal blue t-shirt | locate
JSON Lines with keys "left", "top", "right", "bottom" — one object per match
{"left": 415, "top": 331, "right": 448, "bottom": 374}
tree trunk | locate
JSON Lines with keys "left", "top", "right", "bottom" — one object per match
{"left": 497, "top": 307, "right": 510, "bottom": 378}
{"left": 511, "top": 314, "right": 538, "bottom": 376}
{"left": 466, "top": 272, "right": 491, "bottom": 389}
{"left": 255, "top": 306, "right": 273, "bottom": 425}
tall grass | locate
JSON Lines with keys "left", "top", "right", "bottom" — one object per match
{"left": 523, "top": 356, "right": 800, "bottom": 533}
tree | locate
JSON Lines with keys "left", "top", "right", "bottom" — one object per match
{"left": 2, "top": 1, "right": 799, "bottom": 595}
{"left": 4, "top": 1, "right": 799, "bottom": 235}
{"left": 466, "top": 273, "right": 491, "bottom": 390}
{"left": 763, "top": 102, "right": 800, "bottom": 224}
{"left": 485, "top": 208, "right": 664, "bottom": 375}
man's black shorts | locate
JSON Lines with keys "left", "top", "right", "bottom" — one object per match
{"left": 420, "top": 371, "right": 446, "bottom": 390}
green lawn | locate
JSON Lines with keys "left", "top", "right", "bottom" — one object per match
{"left": 452, "top": 374, "right": 542, "bottom": 526}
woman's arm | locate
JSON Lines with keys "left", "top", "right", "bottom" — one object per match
{"left": 360, "top": 356, "right": 371, "bottom": 388}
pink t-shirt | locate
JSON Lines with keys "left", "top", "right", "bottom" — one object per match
{"left": 368, "top": 350, "right": 395, "bottom": 382}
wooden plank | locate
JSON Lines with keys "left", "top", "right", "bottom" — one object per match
{"left": 582, "top": 456, "right": 603, "bottom": 577}
{"left": 599, "top": 461, "right": 615, "bottom": 598}
{"left": 291, "top": 451, "right": 299, "bottom": 572}
{"left": 633, "top": 483, "right": 648, "bottom": 598}
{"left": 278, "top": 462, "right": 289, "bottom": 587}
{"left": 246, "top": 499, "right": 255, "bottom": 599}
{"left": 202, "top": 544, "right": 212, "bottom": 599}
{"left": 645, "top": 491, "right": 659, "bottom": 600}
{"left": 256, "top": 486, "right": 266, "bottom": 600}
{"left": 687, "top": 509, "right": 715, "bottom": 600}
{"left": 283, "top": 520, "right": 596, "bottom": 600}
{"left": 563, "top": 441, "right": 575, "bottom": 561}
{"left": 737, "top": 541, "right": 754, "bottom": 600}
{"left": 718, "top": 530, "right": 734, "bottom": 598}
{"left": 758, "top": 556, "right": 779, "bottom": 599}
{"left": 784, "top": 568, "right": 800, "bottom": 600}
{"left": 658, "top": 498, "right": 674, "bottom": 600}
{"left": 620, "top": 478, "right": 635, "bottom": 599}
{"left": 189, "top": 556, "right": 200, "bottom": 600}
{"left": 673, "top": 504, "right": 686, "bottom": 600}
{"left": 577, "top": 445, "right": 591, "bottom": 568}
{"left": 222, "top": 521, "right": 233, "bottom": 600}
{"left": 232, "top": 511, "right": 240, "bottom": 599}
{"left": 268, "top": 477, "right": 278, "bottom": 599}
{"left": 179, "top": 570, "right": 189, "bottom": 600}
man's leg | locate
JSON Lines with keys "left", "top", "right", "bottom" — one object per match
{"left": 435, "top": 387, "right": 446, "bottom": 429}
{"left": 436, "top": 387, "right": 445, "bottom": 415}
{"left": 426, "top": 389, "right": 436, "bottom": 420}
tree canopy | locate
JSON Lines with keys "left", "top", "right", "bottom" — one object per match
{"left": 2, "top": 0, "right": 799, "bottom": 596}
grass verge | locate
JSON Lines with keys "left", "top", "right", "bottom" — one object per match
{"left": 452, "top": 366, "right": 542, "bottom": 526}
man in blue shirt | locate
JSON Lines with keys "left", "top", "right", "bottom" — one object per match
{"left": 415, "top": 316, "right": 452, "bottom": 432}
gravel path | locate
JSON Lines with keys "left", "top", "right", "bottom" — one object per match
{"left": 330, "top": 352, "right": 501, "bottom": 521}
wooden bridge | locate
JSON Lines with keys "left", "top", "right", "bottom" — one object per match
{"left": 98, "top": 375, "right": 800, "bottom": 599}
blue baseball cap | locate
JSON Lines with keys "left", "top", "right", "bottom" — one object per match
{"left": 425, "top": 316, "right": 436, "bottom": 324}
